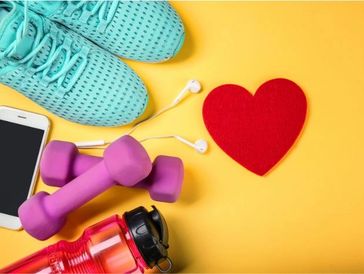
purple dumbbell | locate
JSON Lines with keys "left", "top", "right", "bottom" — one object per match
{"left": 40, "top": 140, "right": 184, "bottom": 203}
{"left": 18, "top": 135, "right": 181, "bottom": 240}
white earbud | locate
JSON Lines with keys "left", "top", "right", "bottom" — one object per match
{"left": 172, "top": 80, "right": 202, "bottom": 105}
{"left": 140, "top": 135, "right": 208, "bottom": 154}
{"left": 194, "top": 139, "right": 209, "bottom": 154}
{"left": 174, "top": 136, "right": 208, "bottom": 154}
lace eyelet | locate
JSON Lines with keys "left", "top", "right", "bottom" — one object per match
{"left": 55, "top": 86, "right": 67, "bottom": 99}
{"left": 63, "top": 3, "right": 78, "bottom": 17}
{"left": 79, "top": 10, "right": 92, "bottom": 23}
{"left": 24, "top": 69, "right": 35, "bottom": 78}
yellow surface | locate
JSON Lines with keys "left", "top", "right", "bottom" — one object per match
{"left": 1, "top": 2, "right": 364, "bottom": 272}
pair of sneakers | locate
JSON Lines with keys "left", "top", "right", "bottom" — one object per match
{"left": 0, "top": 1, "right": 184, "bottom": 126}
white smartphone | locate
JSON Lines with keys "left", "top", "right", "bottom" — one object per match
{"left": 0, "top": 106, "right": 50, "bottom": 230}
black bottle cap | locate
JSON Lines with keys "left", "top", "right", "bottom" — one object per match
{"left": 125, "top": 206, "right": 171, "bottom": 269}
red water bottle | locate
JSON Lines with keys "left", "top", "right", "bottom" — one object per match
{"left": 1, "top": 206, "right": 172, "bottom": 273}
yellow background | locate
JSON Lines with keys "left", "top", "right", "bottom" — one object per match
{"left": 1, "top": 2, "right": 364, "bottom": 272}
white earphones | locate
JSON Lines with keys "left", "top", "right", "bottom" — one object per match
{"left": 126, "top": 79, "right": 202, "bottom": 135}
{"left": 75, "top": 137, "right": 208, "bottom": 154}
{"left": 139, "top": 135, "right": 208, "bottom": 154}
{"left": 74, "top": 80, "right": 208, "bottom": 154}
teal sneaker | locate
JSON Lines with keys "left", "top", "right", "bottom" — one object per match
{"left": 0, "top": 2, "right": 148, "bottom": 126}
{"left": 21, "top": 0, "right": 185, "bottom": 63}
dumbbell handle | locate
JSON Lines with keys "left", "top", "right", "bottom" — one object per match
{"left": 62, "top": 153, "right": 149, "bottom": 188}
{"left": 72, "top": 154, "right": 101, "bottom": 177}
{"left": 45, "top": 161, "right": 114, "bottom": 217}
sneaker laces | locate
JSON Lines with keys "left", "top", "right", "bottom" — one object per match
{"left": 62, "top": 0, "right": 118, "bottom": 32}
{"left": 0, "top": 1, "right": 89, "bottom": 96}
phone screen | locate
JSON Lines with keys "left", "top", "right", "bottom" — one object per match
{"left": 0, "top": 120, "right": 45, "bottom": 217}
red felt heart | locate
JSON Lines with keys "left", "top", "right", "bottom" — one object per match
{"left": 202, "top": 78, "right": 307, "bottom": 176}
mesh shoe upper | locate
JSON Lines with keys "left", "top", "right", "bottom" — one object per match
{"left": 23, "top": 0, "right": 185, "bottom": 62}
{"left": 0, "top": 2, "right": 148, "bottom": 126}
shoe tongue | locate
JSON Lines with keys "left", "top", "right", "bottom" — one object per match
{"left": 0, "top": 8, "right": 9, "bottom": 26}
{"left": 0, "top": 4, "right": 35, "bottom": 59}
